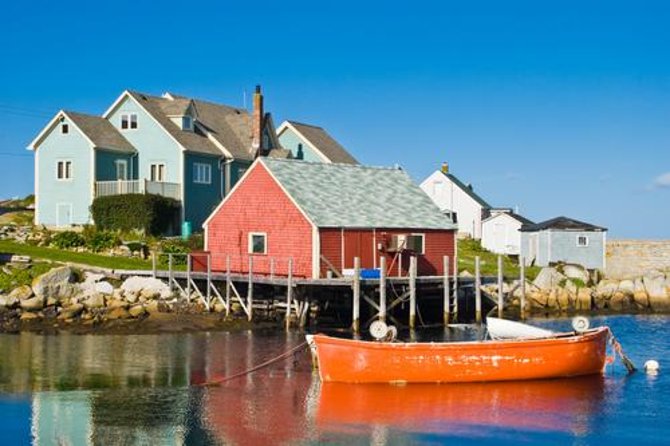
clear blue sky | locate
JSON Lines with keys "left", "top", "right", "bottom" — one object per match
{"left": 0, "top": 0, "right": 668, "bottom": 238}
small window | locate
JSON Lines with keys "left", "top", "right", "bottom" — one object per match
{"left": 407, "top": 234, "right": 425, "bottom": 254}
{"left": 577, "top": 235, "right": 589, "bottom": 247}
{"left": 121, "top": 113, "right": 138, "bottom": 130}
{"left": 57, "top": 160, "right": 72, "bottom": 180}
{"left": 182, "top": 116, "right": 193, "bottom": 131}
{"left": 61, "top": 124, "right": 69, "bottom": 134}
{"left": 150, "top": 163, "right": 166, "bottom": 182}
{"left": 249, "top": 233, "right": 267, "bottom": 255}
{"left": 193, "top": 162, "right": 211, "bottom": 184}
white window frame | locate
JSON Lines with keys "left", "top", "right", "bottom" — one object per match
{"left": 182, "top": 115, "right": 193, "bottom": 131}
{"left": 149, "top": 163, "right": 166, "bottom": 182}
{"left": 193, "top": 162, "right": 211, "bottom": 184}
{"left": 576, "top": 235, "right": 589, "bottom": 247}
{"left": 248, "top": 232, "right": 267, "bottom": 255}
{"left": 115, "top": 160, "right": 128, "bottom": 180}
{"left": 56, "top": 160, "right": 73, "bottom": 181}
{"left": 409, "top": 233, "right": 426, "bottom": 254}
{"left": 121, "top": 113, "right": 138, "bottom": 130}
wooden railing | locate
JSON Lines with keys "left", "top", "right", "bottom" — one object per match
{"left": 94, "top": 180, "right": 181, "bottom": 200}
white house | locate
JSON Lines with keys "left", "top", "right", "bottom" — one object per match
{"left": 481, "top": 210, "right": 534, "bottom": 256}
{"left": 420, "top": 163, "right": 491, "bottom": 239}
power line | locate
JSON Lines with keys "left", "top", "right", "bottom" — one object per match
{"left": 0, "top": 152, "right": 32, "bottom": 157}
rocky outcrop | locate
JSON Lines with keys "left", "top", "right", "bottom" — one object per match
{"left": 32, "top": 267, "right": 75, "bottom": 301}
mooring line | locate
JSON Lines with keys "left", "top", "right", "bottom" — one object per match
{"left": 608, "top": 329, "right": 637, "bottom": 374}
{"left": 199, "top": 341, "right": 309, "bottom": 386}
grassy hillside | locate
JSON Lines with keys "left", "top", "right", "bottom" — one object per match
{"left": 457, "top": 238, "right": 541, "bottom": 281}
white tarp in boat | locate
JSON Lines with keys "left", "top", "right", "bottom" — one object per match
{"left": 487, "top": 317, "right": 555, "bottom": 340}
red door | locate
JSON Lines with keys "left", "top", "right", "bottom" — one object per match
{"left": 343, "top": 230, "right": 375, "bottom": 269}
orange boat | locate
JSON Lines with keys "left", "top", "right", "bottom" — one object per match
{"left": 309, "top": 327, "right": 609, "bottom": 383}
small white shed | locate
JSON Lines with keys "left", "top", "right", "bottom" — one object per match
{"left": 481, "top": 211, "right": 534, "bottom": 256}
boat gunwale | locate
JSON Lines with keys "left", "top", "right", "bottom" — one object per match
{"left": 312, "top": 326, "right": 609, "bottom": 351}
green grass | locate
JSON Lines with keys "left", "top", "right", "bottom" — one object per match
{"left": 457, "top": 238, "right": 541, "bottom": 281}
{"left": 0, "top": 262, "right": 53, "bottom": 293}
{"left": 0, "top": 240, "right": 153, "bottom": 271}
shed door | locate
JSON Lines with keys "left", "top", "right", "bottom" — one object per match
{"left": 343, "top": 230, "right": 374, "bottom": 269}
{"left": 56, "top": 203, "right": 72, "bottom": 227}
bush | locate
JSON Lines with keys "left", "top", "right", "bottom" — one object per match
{"left": 51, "top": 231, "right": 85, "bottom": 249}
{"left": 159, "top": 239, "right": 190, "bottom": 265}
{"left": 90, "top": 194, "right": 180, "bottom": 236}
{"left": 86, "top": 231, "right": 120, "bottom": 252}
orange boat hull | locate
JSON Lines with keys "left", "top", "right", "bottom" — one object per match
{"left": 312, "top": 327, "right": 609, "bottom": 383}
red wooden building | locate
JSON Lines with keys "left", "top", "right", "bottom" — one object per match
{"left": 203, "top": 158, "right": 457, "bottom": 278}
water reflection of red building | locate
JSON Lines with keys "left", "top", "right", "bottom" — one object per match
{"left": 317, "top": 377, "right": 605, "bottom": 437}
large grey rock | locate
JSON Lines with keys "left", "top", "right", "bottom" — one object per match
{"left": 95, "top": 281, "right": 114, "bottom": 295}
{"left": 618, "top": 280, "right": 635, "bottom": 295}
{"left": 643, "top": 274, "right": 667, "bottom": 298}
{"left": 9, "top": 285, "right": 33, "bottom": 300}
{"left": 121, "top": 276, "right": 171, "bottom": 299}
{"left": 83, "top": 293, "right": 105, "bottom": 310}
{"left": 0, "top": 295, "right": 18, "bottom": 308}
{"left": 20, "top": 296, "right": 45, "bottom": 311}
{"left": 32, "top": 267, "right": 73, "bottom": 300}
{"left": 562, "top": 264, "right": 590, "bottom": 284}
{"left": 533, "top": 267, "right": 566, "bottom": 290}
{"left": 595, "top": 280, "right": 619, "bottom": 298}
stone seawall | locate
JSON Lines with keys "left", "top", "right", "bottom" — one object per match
{"left": 606, "top": 240, "right": 670, "bottom": 280}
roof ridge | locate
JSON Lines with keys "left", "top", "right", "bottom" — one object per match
{"left": 263, "top": 157, "right": 400, "bottom": 171}
{"left": 287, "top": 120, "right": 324, "bottom": 129}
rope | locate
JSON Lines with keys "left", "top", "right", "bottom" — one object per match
{"left": 198, "top": 341, "right": 309, "bottom": 386}
{"left": 608, "top": 329, "right": 637, "bottom": 374}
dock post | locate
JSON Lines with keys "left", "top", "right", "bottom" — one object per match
{"left": 186, "top": 254, "right": 192, "bottom": 302}
{"left": 475, "top": 256, "right": 482, "bottom": 324}
{"left": 168, "top": 254, "right": 173, "bottom": 292}
{"left": 452, "top": 250, "right": 459, "bottom": 323}
{"left": 379, "top": 256, "right": 387, "bottom": 322}
{"left": 352, "top": 257, "right": 361, "bottom": 334}
{"left": 497, "top": 255, "right": 504, "bottom": 318}
{"left": 247, "top": 256, "right": 253, "bottom": 321}
{"left": 443, "top": 256, "right": 450, "bottom": 326}
{"left": 206, "top": 253, "right": 212, "bottom": 310}
{"left": 225, "top": 255, "right": 231, "bottom": 317}
{"left": 520, "top": 257, "right": 526, "bottom": 320}
{"left": 286, "top": 258, "right": 293, "bottom": 330}
{"left": 152, "top": 251, "right": 157, "bottom": 278}
{"left": 409, "top": 256, "right": 417, "bottom": 329}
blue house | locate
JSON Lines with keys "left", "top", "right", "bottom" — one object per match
{"left": 277, "top": 121, "right": 358, "bottom": 164}
{"left": 29, "top": 86, "right": 288, "bottom": 232}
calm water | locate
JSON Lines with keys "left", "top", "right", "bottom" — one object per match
{"left": 0, "top": 315, "right": 668, "bottom": 445}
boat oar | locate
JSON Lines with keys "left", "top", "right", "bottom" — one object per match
{"left": 609, "top": 331, "right": 637, "bottom": 374}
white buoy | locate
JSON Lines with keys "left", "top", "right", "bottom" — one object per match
{"left": 644, "top": 360, "right": 660, "bottom": 375}
{"left": 572, "top": 316, "right": 590, "bottom": 333}
{"left": 369, "top": 320, "right": 389, "bottom": 340}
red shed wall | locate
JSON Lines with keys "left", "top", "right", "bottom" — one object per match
{"left": 319, "top": 228, "right": 456, "bottom": 277}
{"left": 205, "top": 163, "right": 314, "bottom": 278}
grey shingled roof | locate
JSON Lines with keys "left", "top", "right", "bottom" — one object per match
{"left": 287, "top": 121, "right": 358, "bottom": 164}
{"left": 520, "top": 216, "right": 607, "bottom": 232}
{"left": 262, "top": 158, "right": 456, "bottom": 229}
{"left": 440, "top": 171, "right": 491, "bottom": 209}
{"left": 485, "top": 211, "right": 534, "bottom": 226}
{"left": 65, "top": 111, "right": 135, "bottom": 153}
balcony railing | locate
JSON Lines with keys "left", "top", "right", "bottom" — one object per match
{"left": 95, "top": 180, "right": 181, "bottom": 201}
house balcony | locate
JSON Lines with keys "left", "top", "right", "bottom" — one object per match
{"left": 94, "top": 180, "right": 181, "bottom": 201}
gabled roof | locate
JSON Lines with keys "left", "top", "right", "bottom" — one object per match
{"left": 484, "top": 211, "right": 534, "bottom": 226}
{"left": 260, "top": 158, "right": 456, "bottom": 229}
{"left": 520, "top": 216, "right": 607, "bottom": 232}
{"left": 280, "top": 121, "right": 358, "bottom": 164}
{"left": 28, "top": 110, "right": 134, "bottom": 153}
{"left": 439, "top": 171, "right": 491, "bottom": 209}
{"left": 65, "top": 111, "right": 135, "bottom": 153}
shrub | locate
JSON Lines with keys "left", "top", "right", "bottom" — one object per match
{"left": 90, "top": 194, "right": 180, "bottom": 236}
{"left": 51, "top": 231, "right": 85, "bottom": 249}
{"left": 159, "top": 239, "right": 190, "bottom": 265}
{"left": 86, "top": 231, "right": 120, "bottom": 252}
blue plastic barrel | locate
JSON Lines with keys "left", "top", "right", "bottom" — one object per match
{"left": 360, "top": 268, "right": 381, "bottom": 279}
{"left": 181, "top": 221, "right": 192, "bottom": 240}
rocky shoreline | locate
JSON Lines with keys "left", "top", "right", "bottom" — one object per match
{"left": 0, "top": 266, "right": 271, "bottom": 334}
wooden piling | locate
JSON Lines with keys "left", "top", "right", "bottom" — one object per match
{"left": 168, "top": 254, "right": 173, "bottom": 292}
{"left": 475, "top": 256, "right": 482, "bottom": 324}
{"left": 186, "top": 254, "right": 192, "bottom": 302}
{"left": 520, "top": 257, "right": 526, "bottom": 320}
{"left": 443, "top": 256, "right": 450, "bottom": 326}
{"left": 352, "top": 257, "right": 361, "bottom": 334}
{"left": 409, "top": 256, "right": 417, "bottom": 329}
{"left": 225, "top": 255, "right": 231, "bottom": 317}
{"left": 379, "top": 256, "right": 387, "bottom": 322}
{"left": 286, "top": 258, "right": 293, "bottom": 330}
{"left": 247, "top": 256, "right": 253, "bottom": 321}
{"left": 452, "top": 250, "right": 459, "bottom": 322}
{"left": 206, "top": 253, "right": 212, "bottom": 308}
{"left": 497, "top": 255, "right": 504, "bottom": 318}
{"left": 152, "top": 252, "right": 157, "bottom": 278}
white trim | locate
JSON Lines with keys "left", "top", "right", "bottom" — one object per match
{"left": 276, "top": 121, "right": 332, "bottom": 163}
{"left": 56, "top": 159, "right": 74, "bottom": 181}
{"left": 602, "top": 231, "right": 607, "bottom": 270}
{"left": 34, "top": 148, "right": 40, "bottom": 224}
{"left": 115, "top": 159, "right": 129, "bottom": 180}
{"left": 410, "top": 233, "right": 426, "bottom": 255}
{"left": 576, "top": 234, "right": 589, "bottom": 247}
{"left": 149, "top": 162, "right": 167, "bottom": 182}
{"left": 248, "top": 232, "right": 268, "bottom": 255}
{"left": 202, "top": 158, "right": 260, "bottom": 229}
{"left": 312, "top": 226, "right": 320, "bottom": 278}
{"left": 90, "top": 148, "right": 95, "bottom": 223}
{"left": 120, "top": 113, "right": 139, "bottom": 131}
{"left": 28, "top": 111, "right": 97, "bottom": 150}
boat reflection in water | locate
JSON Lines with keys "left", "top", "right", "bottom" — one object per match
{"left": 316, "top": 376, "right": 605, "bottom": 439}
